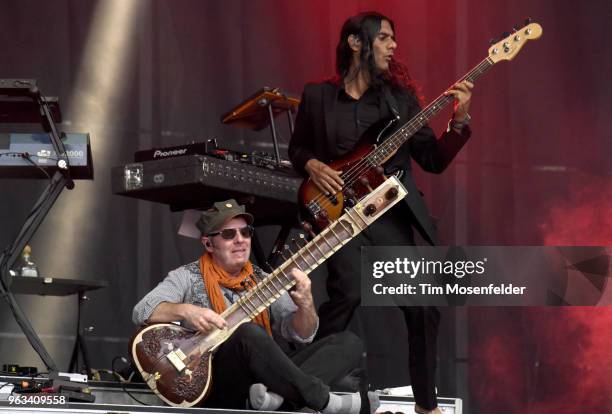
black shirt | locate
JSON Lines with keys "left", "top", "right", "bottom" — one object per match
{"left": 335, "top": 87, "right": 385, "bottom": 156}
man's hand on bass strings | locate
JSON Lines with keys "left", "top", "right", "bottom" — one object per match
{"left": 305, "top": 158, "right": 344, "bottom": 195}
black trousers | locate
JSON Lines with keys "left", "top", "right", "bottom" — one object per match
{"left": 204, "top": 323, "right": 363, "bottom": 410}
{"left": 316, "top": 202, "right": 441, "bottom": 411}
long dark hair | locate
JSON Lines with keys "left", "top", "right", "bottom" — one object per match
{"left": 335, "top": 11, "right": 420, "bottom": 99}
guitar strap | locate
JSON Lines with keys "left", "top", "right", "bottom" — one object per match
{"left": 381, "top": 85, "right": 439, "bottom": 247}
{"left": 382, "top": 85, "right": 401, "bottom": 119}
{"left": 380, "top": 85, "right": 402, "bottom": 179}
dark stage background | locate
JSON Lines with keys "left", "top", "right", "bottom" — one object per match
{"left": 1, "top": 1, "right": 610, "bottom": 413}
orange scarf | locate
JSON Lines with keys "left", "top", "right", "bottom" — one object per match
{"left": 199, "top": 253, "right": 272, "bottom": 336}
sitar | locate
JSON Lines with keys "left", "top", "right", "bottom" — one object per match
{"left": 131, "top": 176, "right": 407, "bottom": 407}
{"left": 299, "top": 21, "right": 542, "bottom": 231}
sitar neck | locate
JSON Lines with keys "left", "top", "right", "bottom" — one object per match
{"left": 221, "top": 177, "right": 407, "bottom": 332}
{"left": 222, "top": 211, "right": 363, "bottom": 326}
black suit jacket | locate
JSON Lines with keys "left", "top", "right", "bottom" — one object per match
{"left": 288, "top": 81, "right": 471, "bottom": 245}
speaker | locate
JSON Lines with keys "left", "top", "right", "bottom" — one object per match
{"left": 378, "top": 395, "right": 463, "bottom": 414}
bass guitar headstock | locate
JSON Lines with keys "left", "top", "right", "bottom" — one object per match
{"left": 488, "top": 18, "right": 542, "bottom": 63}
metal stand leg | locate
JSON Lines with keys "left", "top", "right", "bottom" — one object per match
{"left": 267, "top": 221, "right": 295, "bottom": 268}
{"left": 68, "top": 292, "right": 93, "bottom": 378}
{"left": 286, "top": 107, "right": 295, "bottom": 135}
{"left": 0, "top": 170, "right": 70, "bottom": 373}
{"left": 0, "top": 85, "right": 75, "bottom": 374}
{"left": 251, "top": 231, "right": 272, "bottom": 273}
{"left": 266, "top": 104, "right": 282, "bottom": 167}
{"left": 251, "top": 222, "right": 295, "bottom": 272}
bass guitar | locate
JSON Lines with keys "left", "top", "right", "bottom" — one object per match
{"left": 299, "top": 21, "right": 542, "bottom": 231}
{"left": 131, "top": 176, "right": 407, "bottom": 407}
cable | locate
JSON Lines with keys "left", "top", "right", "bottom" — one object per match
{"left": 20, "top": 153, "right": 52, "bottom": 182}
{"left": 111, "top": 356, "right": 149, "bottom": 406}
{"left": 0, "top": 381, "right": 15, "bottom": 393}
{"left": 0, "top": 151, "right": 58, "bottom": 160}
{"left": 0, "top": 151, "right": 66, "bottom": 272}
{"left": 0, "top": 151, "right": 54, "bottom": 192}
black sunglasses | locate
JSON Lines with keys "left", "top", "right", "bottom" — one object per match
{"left": 207, "top": 225, "right": 254, "bottom": 240}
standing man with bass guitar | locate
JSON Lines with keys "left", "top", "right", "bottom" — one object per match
{"left": 289, "top": 12, "right": 474, "bottom": 414}
{"left": 132, "top": 199, "right": 377, "bottom": 413}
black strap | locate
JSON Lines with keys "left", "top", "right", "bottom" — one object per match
{"left": 382, "top": 85, "right": 400, "bottom": 119}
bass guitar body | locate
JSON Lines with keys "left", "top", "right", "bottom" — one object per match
{"left": 298, "top": 116, "right": 398, "bottom": 231}
{"left": 298, "top": 21, "right": 543, "bottom": 233}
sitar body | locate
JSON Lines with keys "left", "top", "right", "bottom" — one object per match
{"left": 131, "top": 323, "right": 214, "bottom": 407}
{"left": 131, "top": 177, "right": 408, "bottom": 408}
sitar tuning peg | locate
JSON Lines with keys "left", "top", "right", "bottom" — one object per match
{"left": 364, "top": 204, "right": 377, "bottom": 217}
{"left": 359, "top": 176, "right": 373, "bottom": 192}
{"left": 291, "top": 237, "right": 305, "bottom": 249}
{"left": 296, "top": 233, "right": 308, "bottom": 246}
{"left": 300, "top": 221, "right": 316, "bottom": 239}
{"left": 385, "top": 186, "right": 399, "bottom": 201}
{"left": 280, "top": 244, "right": 292, "bottom": 260}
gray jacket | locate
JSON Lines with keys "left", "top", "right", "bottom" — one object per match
{"left": 132, "top": 261, "right": 317, "bottom": 343}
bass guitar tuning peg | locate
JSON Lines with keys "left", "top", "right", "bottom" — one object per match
{"left": 524, "top": 17, "right": 533, "bottom": 25}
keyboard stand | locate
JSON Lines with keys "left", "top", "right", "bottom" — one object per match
{"left": 0, "top": 79, "right": 77, "bottom": 373}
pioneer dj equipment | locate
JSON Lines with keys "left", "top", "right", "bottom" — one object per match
{"left": 134, "top": 142, "right": 208, "bottom": 163}
{"left": 111, "top": 154, "right": 301, "bottom": 220}
{"left": 134, "top": 140, "right": 291, "bottom": 169}
{"left": 0, "top": 133, "right": 93, "bottom": 179}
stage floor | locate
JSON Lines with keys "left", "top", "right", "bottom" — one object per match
{"left": 0, "top": 376, "right": 461, "bottom": 413}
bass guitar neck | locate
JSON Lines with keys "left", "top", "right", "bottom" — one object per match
{"left": 299, "top": 22, "right": 543, "bottom": 231}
